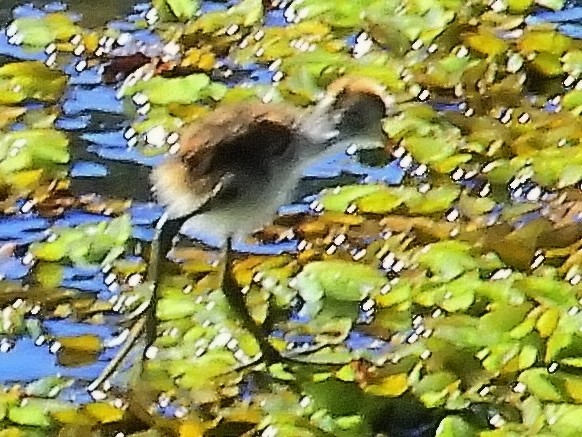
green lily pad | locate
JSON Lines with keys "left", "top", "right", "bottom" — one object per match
{"left": 0, "top": 129, "right": 69, "bottom": 174}
{"left": 8, "top": 399, "right": 68, "bottom": 428}
{"left": 8, "top": 13, "right": 79, "bottom": 47}
{"left": 417, "top": 241, "right": 479, "bottom": 281}
{"left": 436, "top": 416, "right": 477, "bottom": 437}
{"left": 30, "top": 215, "right": 132, "bottom": 267}
{"left": 158, "top": 297, "right": 198, "bottom": 321}
{"left": 407, "top": 185, "right": 460, "bottom": 214}
{"left": 0, "top": 62, "right": 66, "bottom": 104}
{"left": 153, "top": 0, "right": 200, "bottom": 21}
{"left": 518, "top": 368, "right": 563, "bottom": 402}
{"left": 122, "top": 74, "right": 227, "bottom": 105}
{"left": 403, "top": 135, "right": 458, "bottom": 165}
{"left": 320, "top": 184, "right": 383, "bottom": 212}
{"left": 294, "top": 260, "right": 387, "bottom": 302}
{"left": 185, "top": 0, "right": 263, "bottom": 33}
{"left": 536, "top": 0, "right": 565, "bottom": 10}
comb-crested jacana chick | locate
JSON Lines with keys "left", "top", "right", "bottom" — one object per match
{"left": 152, "top": 76, "right": 394, "bottom": 252}
{"left": 88, "top": 77, "right": 394, "bottom": 391}
{"left": 150, "top": 76, "right": 394, "bottom": 352}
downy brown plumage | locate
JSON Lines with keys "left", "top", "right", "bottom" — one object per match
{"left": 151, "top": 76, "right": 394, "bottom": 246}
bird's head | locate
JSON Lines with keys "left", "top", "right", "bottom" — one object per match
{"left": 298, "top": 75, "right": 395, "bottom": 144}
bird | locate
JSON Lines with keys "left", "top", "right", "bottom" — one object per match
{"left": 150, "top": 75, "right": 395, "bottom": 353}
{"left": 88, "top": 76, "right": 395, "bottom": 391}
{"left": 151, "top": 76, "right": 395, "bottom": 254}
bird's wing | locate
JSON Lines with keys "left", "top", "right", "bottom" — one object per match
{"left": 179, "top": 102, "right": 301, "bottom": 180}
{"left": 152, "top": 102, "right": 301, "bottom": 218}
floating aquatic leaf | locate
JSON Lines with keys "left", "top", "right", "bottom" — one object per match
{"left": 531, "top": 52, "right": 563, "bottom": 77}
{"left": 334, "top": 364, "right": 356, "bottom": 382}
{"left": 123, "top": 74, "right": 227, "bottom": 105}
{"left": 0, "top": 129, "right": 69, "bottom": 174}
{"left": 562, "top": 90, "right": 582, "bottom": 112}
{"left": 8, "top": 399, "right": 68, "bottom": 428}
{"left": 407, "top": 184, "right": 460, "bottom": 214}
{"left": 480, "top": 303, "right": 531, "bottom": 336}
{"left": 537, "top": 308, "right": 560, "bottom": 338}
{"left": 418, "top": 272, "right": 477, "bottom": 312}
{"left": 518, "top": 368, "right": 563, "bottom": 402}
{"left": 269, "top": 363, "right": 296, "bottom": 381}
{"left": 519, "top": 344, "right": 538, "bottom": 370}
{"left": 293, "top": 0, "right": 379, "bottom": 28}
{"left": 8, "top": 13, "right": 80, "bottom": 47}
{"left": 320, "top": 184, "right": 381, "bottom": 212}
{"left": 175, "top": 350, "right": 238, "bottom": 389}
{"left": 294, "top": 260, "right": 387, "bottom": 302}
{"left": 563, "top": 375, "right": 582, "bottom": 402}
{"left": 417, "top": 241, "right": 480, "bottom": 281}
{"left": 157, "top": 296, "right": 199, "bottom": 321}
{"left": 435, "top": 415, "right": 476, "bottom": 437}
{"left": 84, "top": 402, "right": 124, "bottom": 424}
{"left": 536, "top": 0, "right": 566, "bottom": 10}
{"left": 515, "top": 276, "right": 575, "bottom": 307}
{"left": 403, "top": 135, "right": 458, "bottom": 165}
{"left": 335, "top": 414, "right": 362, "bottom": 430}
{"left": 457, "top": 193, "right": 496, "bottom": 216}
{"left": 356, "top": 187, "right": 411, "bottom": 214}
{"left": 51, "top": 408, "right": 95, "bottom": 426}
{"left": 185, "top": 0, "right": 263, "bottom": 34}
{"left": 282, "top": 50, "right": 351, "bottom": 82}
{"left": 30, "top": 215, "right": 132, "bottom": 267}
{"left": 545, "top": 403, "right": 582, "bottom": 435}
{"left": 8, "top": 402, "right": 52, "bottom": 428}
{"left": 0, "top": 62, "right": 66, "bottom": 104}
{"left": 281, "top": 66, "right": 324, "bottom": 105}
{"left": 412, "top": 371, "right": 460, "bottom": 408}
{"left": 519, "top": 30, "right": 571, "bottom": 55}
{"left": 227, "top": 0, "right": 263, "bottom": 26}
{"left": 365, "top": 373, "right": 409, "bottom": 397}
{"left": 507, "top": 0, "right": 534, "bottom": 12}
{"left": 375, "top": 281, "right": 411, "bottom": 308}
{"left": 347, "top": 61, "right": 406, "bottom": 91}
{"left": 321, "top": 183, "right": 459, "bottom": 215}
{"left": 482, "top": 342, "right": 520, "bottom": 372}
{"left": 153, "top": 0, "right": 200, "bottom": 21}
{"left": 179, "top": 420, "right": 206, "bottom": 437}
{"left": 563, "top": 50, "right": 582, "bottom": 76}
{"left": 58, "top": 335, "right": 102, "bottom": 354}
{"left": 182, "top": 47, "right": 217, "bottom": 71}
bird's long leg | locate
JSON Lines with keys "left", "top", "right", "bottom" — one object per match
{"left": 143, "top": 213, "right": 185, "bottom": 347}
{"left": 221, "top": 236, "right": 284, "bottom": 365}
{"left": 88, "top": 213, "right": 184, "bottom": 392}
{"left": 89, "top": 220, "right": 286, "bottom": 392}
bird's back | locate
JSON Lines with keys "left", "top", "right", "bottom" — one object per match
{"left": 151, "top": 101, "right": 306, "bottom": 221}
